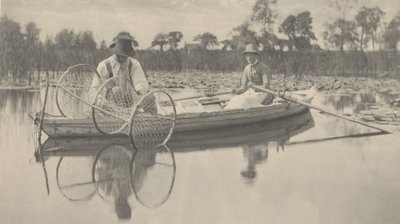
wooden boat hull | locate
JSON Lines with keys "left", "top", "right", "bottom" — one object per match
{"left": 39, "top": 111, "right": 314, "bottom": 157}
{"left": 30, "top": 101, "right": 310, "bottom": 138}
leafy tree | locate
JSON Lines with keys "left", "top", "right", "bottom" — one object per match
{"left": 24, "top": 22, "right": 41, "bottom": 84}
{"left": 151, "top": 33, "right": 169, "bottom": 51}
{"left": 75, "top": 30, "right": 97, "bottom": 64}
{"left": 355, "top": 6, "right": 385, "bottom": 51}
{"left": 42, "top": 37, "right": 58, "bottom": 78}
{"left": 167, "top": 31, "right": 183, "bottom": 50}
{"left": 220, "top": 39, "right": 235, "bottom": 50}
{"left": 383, "top": 13, "right": 400, "bottom": 50}
{"left": 55, "top": 29, "right": 77, "bottom": 68}
{"left": 0, "top": 16, "right": 24, "bottom": 82}
{"left": 279, "top": 11, "right": 316, "bottom": 51}
{"left": 230, "top": 21, "right": 258, "bottom": 50}
{"left": 294, "top": 11, "right": 316, "bottom": 50}
{"left": 193, "top": 32, "right": 218, "bottom": 49}
{"left": 76, "top": 30, "right": 96, "bottom": 52}
{"left": 323, "top": 19, "right": 359, "bottom": 51}
{"left": 251, "top": 0, "right": 277, "bottom": 50}
{"left": 279, "top": 15, "right": 296, "bottom": 50}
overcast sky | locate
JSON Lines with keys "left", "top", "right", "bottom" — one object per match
{"left": 1, "top": 0, "right": 399, "bottom": 48}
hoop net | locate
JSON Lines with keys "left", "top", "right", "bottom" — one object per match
{"left": 56, "top": 64, "right": 101, "bottom": 118}
{"left": 56, "top": 156, "right": 96, "bottom": 201}
{"left": 130, "top": 145, "right": 176, "bottom": 208}
{"left": 92, "top": 145, "right": 133, "bottom": 202}
{"left": 129, "top": 90, "right": 176, "bottom": 150}
{"left": 92, "top": 76, "right": 139, "bottom": 134}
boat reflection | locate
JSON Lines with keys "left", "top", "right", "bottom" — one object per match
{"left": 167, "top": 112, "right": 314, "bottom": 183}
{"left": 36, "top": 110, "right": 314, "bottom": 218}
{"left": 168, "top": 111, "right": 314, "bottom": 151}
{"left": 42, "top": 143, "right": 175, "bottom": 221}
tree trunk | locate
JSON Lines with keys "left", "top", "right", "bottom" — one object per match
{"left": 28, "top": 71, "right": 32, "bottom": 86}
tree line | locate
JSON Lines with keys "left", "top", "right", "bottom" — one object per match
{"left": 1, "top": 0, "right": 400, "bottom": 85}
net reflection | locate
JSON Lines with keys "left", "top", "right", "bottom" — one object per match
{"left": 35, "top": 110, "right": 314, "bottom": 220}
{"left": 39, "top": 140, "right": 176, "bottom": 221}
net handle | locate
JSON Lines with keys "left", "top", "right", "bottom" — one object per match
{"left": 128, "top": 90, "right": 177, "bottom": 151}
{"left": 55, "top": 64, "right": 102, "bottom": 117}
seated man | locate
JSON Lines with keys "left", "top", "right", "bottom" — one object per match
{"left": 90, "top": 32, "right": 156, "bottom": 112}
{"left": 225, "top": 44, "right": 274, "bottom": 109}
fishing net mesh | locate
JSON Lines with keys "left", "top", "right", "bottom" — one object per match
{"left": 129, "top": 90, "right": 176, "bottom": 150}
{"left": 130, "top": 145, "right": 175, "bottom": 208}
{"left": 92, "top": 76, "right": 138, "bottom": 134}
{"left": 56, "top": 157, "right": 96, "bottom": 201}
{"left": 56, "top": 64, "right": 101, "bottom": 119}
{"left": 92, "top": 145, "right": 133, "bottom": 202}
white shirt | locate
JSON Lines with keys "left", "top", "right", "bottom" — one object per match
{"left": 90, "top": 55, "right": 149, "bottom": 97}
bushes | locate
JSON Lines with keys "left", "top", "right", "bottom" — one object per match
{"left": 137, "top": 50, "right": 399, "bottom": 78}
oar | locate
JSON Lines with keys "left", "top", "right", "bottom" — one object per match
{"left": 172, "top": 90, "right": 232, "bottom": 102}
{"left": 251, "top": 85, "right": 392, "bottom": 134}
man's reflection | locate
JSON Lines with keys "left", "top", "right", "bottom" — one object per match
{"left": 93, "top": 145, "right": 133, "bottom": 220}
{"left": 241, "top": 140, "right": 286, "bottom": 183}
{"left": 241, "top": 143, "right": 269, "bottom": 181}
{"left": 52, "top": 143, "right": 176, "bottom": 220}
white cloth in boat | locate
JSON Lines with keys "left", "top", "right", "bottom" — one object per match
{"left": 224, "top": 88, "right": 270, "bottom": 110}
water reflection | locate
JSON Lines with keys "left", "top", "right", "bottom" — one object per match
{"left": 237, "top": 114, "right": 311, "bottom": 183}
{"left": 169, "top": 111, "right": 314, "bottom": 183}
{"left": 168, "top": 111, "right": 314, "bottom": 151}
{"left": 6, "top": 89, "right": 398, "bottom": 223}
{"left": 37, "top": 111, "right": 314, "bottom": 213}
{"left": 39, "top": 139, "right": 175, "bottom": 221}
{"left": 241, "top": 143, "right": 269, "bottom": 180}
{"left": 321, "top": 92, "right": 400, "bottom": 114}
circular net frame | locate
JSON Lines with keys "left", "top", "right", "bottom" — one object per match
{"left": 92, "top": 145, "right": 134, "bottom": 202}
{"left": 92, "top": 76, "right": 138, "bottom": 134}
{"left": 129, "top": 90, "right": 176, "bottom": 150}
{"left": 130, "top": 145, "right": 176, "bottom": 208}
{"left": 56, "top": 156, "right": 96, "bottom": 201}
{"left": 56, "top": 64, "right": 102, "bottom": 118}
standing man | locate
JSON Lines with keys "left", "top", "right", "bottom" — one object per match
{"left": 90, "top": 32, "right": 149, "bottom": 103}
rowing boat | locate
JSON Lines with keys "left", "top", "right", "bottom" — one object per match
{"left": 38, "top": 110, "right": 314, "bottom": 157}
{"left": 29, "top": 88, "right": 316, "bottom": 138}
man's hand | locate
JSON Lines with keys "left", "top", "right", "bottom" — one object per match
{"left": 235, "top": 88, "right": 246, "bottom": 95}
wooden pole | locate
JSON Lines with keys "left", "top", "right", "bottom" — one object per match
{"left": 38, "top": 80, "right": 51, "bottom": 195}
{"left": 251, "top": 85, "right": 392, "bottom": 134}
{"left": 172, "top": 90, "right": 232, "bottom": 102}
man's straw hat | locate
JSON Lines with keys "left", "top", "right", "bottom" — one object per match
{"left": 243, "top": 43, "right": 259, "bottom": 55}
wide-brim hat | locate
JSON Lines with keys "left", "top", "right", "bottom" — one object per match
{"left": 243, "top": 43, "right": 259, "bottom": 55}
{"left": 110, "top": 32, "right": 135, "bottom": 57}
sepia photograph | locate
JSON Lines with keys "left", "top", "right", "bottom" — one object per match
{"left": 1, "top": 0, "right": 400, "bottom": 223}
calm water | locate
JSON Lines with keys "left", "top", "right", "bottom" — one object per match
{"left": 1, "top": 89, "right": 400, "bottom": 224}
